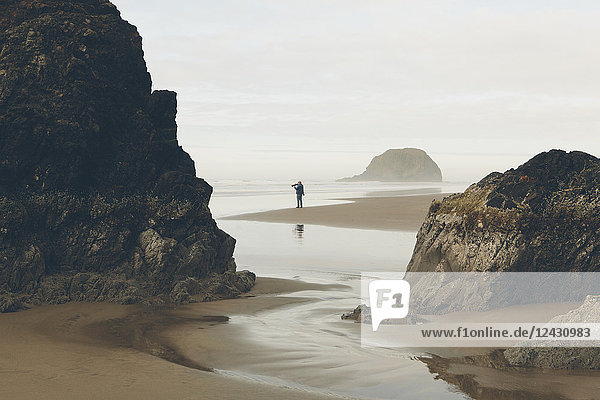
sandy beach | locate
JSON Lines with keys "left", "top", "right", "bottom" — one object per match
{"left": 3, "top": 190, "right": 600, "bottom": 400}
{"left": 222, "top": 193, "right": 451, "bottom": 231}
{"left": 4, "top": 0, "right": 598, "bottom": 399}
{"left": 5, "top": 274, "right": 599, "bottom": 400}
{"left": 0, "top": 278, "right": 347, "bottom": 400}
{"left": 0, "top": 191, "right": 440, "bottom": 400}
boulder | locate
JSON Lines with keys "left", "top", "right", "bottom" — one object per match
{"left": 407, "top": 150, "right": 600, "bottom": 273}
{"left": 404, "top": 150, "right": 600, "bottom": 370}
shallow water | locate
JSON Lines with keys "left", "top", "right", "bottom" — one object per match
{"left": 208, "top": 181, "right": 600, "bottom": 399}
{"left": 209, "top": 179, "right": 466, "bottom": 218}
{"left": 214, "top": 217, "right": 471, "bottom": 399}
{"left": 219, "top": 220, "right": 415, "bottom": 279}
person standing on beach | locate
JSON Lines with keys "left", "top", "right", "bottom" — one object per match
{"left": 291, "top": 181, "right": 304, "bottom": 208}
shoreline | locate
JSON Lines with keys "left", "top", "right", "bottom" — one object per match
{"left": 0, "top": 277, "right": 348, "bottom": 400}
{"left": 221, "top": 193, "right": 453, "bottom": 231}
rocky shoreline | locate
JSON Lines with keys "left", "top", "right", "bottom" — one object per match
{"left": 403, "top": 150, "right": 600, "bottom": 370}
{"left": 407, "top": 150, "right": 600, "bottom": 273}
{"left": 345, "top": 150, "right": 600, "bottom": 371}
{"left": 0, "top": 0, "right": 255, "bottom": 312}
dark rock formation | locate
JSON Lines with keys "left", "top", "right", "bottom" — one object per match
{"left": 0, "top": 0, "right": 254, "bottom": 312}
{"left": 338, "top": 148, "right": 442, "bottom": 182}
{"left": 504, "top": 347, "right": 600, "bottom": 371}
{"left": 404, "top": 150, "right": 600, "bottom": 370}
{"left": 407, "top": 150, "right": 600, "bottom": 273}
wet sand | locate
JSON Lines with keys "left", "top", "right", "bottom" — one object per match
{"left": 3, "top": 276, "right": 600, "bottom": 399}
{"left": 0, "top": 191, "right": 444, "bottom": 399}
{"left": 5, "top": 189, "right": 599, "bottom": 399}
{"left": 420, "top": 353, "right": 600, "bottom": 400}
{"left": 222, "top": 193, "right": 452, "bottom": 231}
{"left": 0, "top": 278, "right": 346, "bottom": 400}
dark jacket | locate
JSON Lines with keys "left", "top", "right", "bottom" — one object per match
{"left": 293, "top": 183, "right": 304, "bottom": 196}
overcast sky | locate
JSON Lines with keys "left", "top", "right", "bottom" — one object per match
{"left": 113, "top": 0, "right": 600, "bottom": 182}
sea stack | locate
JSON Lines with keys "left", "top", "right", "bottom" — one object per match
{"left": 404, "top": 150, "right": 600, "bottom": 370}
{"left": 406, "top": 150, "right": 600, "bottom": 273}
{"left": 338, "top": 148, "right": 442, "bottom": 182}
{"left": 0, "top": 0, "right": 254, "bottom": 312}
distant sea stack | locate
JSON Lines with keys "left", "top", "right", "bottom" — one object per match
{"left": 0, "top": 0, "right": 254, "bottom": 312}
{"left": 338, "top": 148, "right": 442, "bottom": 182}
{"left": 406, "top": 150, "right": 600, "bottom": 273}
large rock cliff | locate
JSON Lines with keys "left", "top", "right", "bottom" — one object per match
{"left": 405, "top": 150, "right": 600, "bottom": 370}
{"left": 0, "top": 0, "right": 254, "bottom": 312}
{"left": 338, "top": 148, "right": 442, "bottom": 182}
{"left": 407, "top": 150, "right": 600, "bottom": 273}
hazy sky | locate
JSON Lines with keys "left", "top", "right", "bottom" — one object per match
{"left": 113, "top": 0, "right": 600, "bottom": 182}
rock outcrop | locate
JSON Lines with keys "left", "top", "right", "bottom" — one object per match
{"left": 405, "top": 272, "right": 600, "bottom": 314}
{"left": 338, "top": 148, "right": 442, "bottom": 182}
{"left": 504, "top": 295, "right": 600, "bottom": 370}
{"left": 407, "top": 150, "right": 600, "bottom": 273}
{"left": 341, "top": 304, "right": 371, "bottom": 323}
{"left": 403, "top": 150, "right": 600, "bottom": 370}
{"left": 0, "top": 0, "right": 254, "bottom": 312}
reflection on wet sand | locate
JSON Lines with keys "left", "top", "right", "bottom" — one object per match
{"left": 419, "top": 350, "right": 600, "bottom": 400}
{"left": 293, "top": 224, "right": 304, "bottom": 241}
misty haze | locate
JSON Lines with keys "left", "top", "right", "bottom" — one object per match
{"left": 2, "top": 1, "right": 600, "bottom": 400}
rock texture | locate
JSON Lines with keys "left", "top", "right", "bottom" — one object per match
{"left": 0, "top": 0, "right": 254, "bottom": 312}
{"left": 341, "top": 304, "right": 370, "bottom": 323}
{"left": 417, "top": 351, "right": 578, "bottom": 400}
{"left": 338, "top": 148, "right": 442, "bottom": 182}
{"left": 405, "top": 272, "right": 600, "bottom": 314}
{"left": 504, "top": 295, "right": 600, "bottom": 370}
{"left": 403, "top": 149, "right": 600, "bottom": 370}
{"left": 407, "top": 150, "right": 600, "bottom": 273}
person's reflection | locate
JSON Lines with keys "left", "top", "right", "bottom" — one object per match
{"left": 293, "top": 224, "right": 304, "bottom": 242}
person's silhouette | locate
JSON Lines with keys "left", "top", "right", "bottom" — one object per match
{"left": 291, "top": 181, "right": 304, "bottom": 208}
